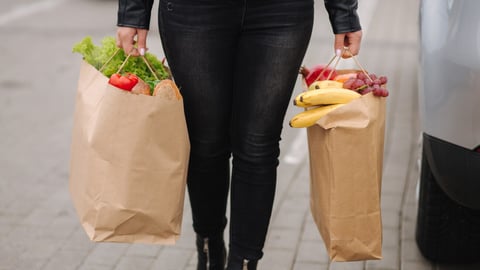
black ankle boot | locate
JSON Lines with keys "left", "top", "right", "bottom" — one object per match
{"left": 196, "top": 234, "right": 227, "bottom": 270}
{"left": 226, "top": 254, "right": 258, "bottom": 270}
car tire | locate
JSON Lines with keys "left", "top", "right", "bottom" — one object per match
{"left": 415, "top": 148, "right": 480, "bottom": 263}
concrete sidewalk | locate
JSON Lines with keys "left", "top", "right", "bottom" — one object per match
{"left": 1, "top": 0, "right": 479, "bottom": 269}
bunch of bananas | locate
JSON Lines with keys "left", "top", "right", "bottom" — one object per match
{"left": 289, "top": 80, "right": 361, "bottom": 128}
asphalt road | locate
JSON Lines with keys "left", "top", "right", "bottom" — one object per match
{"left": 1, "top": 0, "right": 479, "bottom": 270}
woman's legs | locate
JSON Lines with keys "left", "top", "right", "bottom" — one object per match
{"left": 158, "top": 3, "right": 242, "bottom": 268}
{"left": 158, "top": 0, "right": 242, "bottom": 238}
{"left": 158, "top": 0, "right": 314, "bottom": 264}
{"left": 229, "top": 0, "right": 313, "bottom": 261}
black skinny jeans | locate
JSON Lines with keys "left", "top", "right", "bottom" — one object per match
{"left": 158, "top": 0, "right": 314, "bottom": 260}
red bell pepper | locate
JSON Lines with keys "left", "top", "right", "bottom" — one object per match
{"left": 108, "top": 73, "right": 139, "bottom": 91}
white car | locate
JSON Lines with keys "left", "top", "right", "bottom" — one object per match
{"left": 416, "top": 0, "right": 480, "bottom": 263}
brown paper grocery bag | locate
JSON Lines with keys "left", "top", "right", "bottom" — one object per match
{"left": 69, "top": 61, "right": 190, "bottom": 244}
{"left": 307, "top": 92, "right": 386, "bottom": 261}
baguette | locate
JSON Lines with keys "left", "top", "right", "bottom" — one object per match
{"left": 153, "top": 79, "right": 182, "bottom": 100}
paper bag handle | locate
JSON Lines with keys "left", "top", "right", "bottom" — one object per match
{"left": 99, "top": 48, "right": 160, "bottom": 81}
{"left": 99, "top": 48, "right": 121, "bottom": 73}
{"left": 309, "top": 47, "right": 373, "bottom": 82}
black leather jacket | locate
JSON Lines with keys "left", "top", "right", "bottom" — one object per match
{"left": 117, "top": 0, "right": 361, "bottom": 34}
{"left": 324, "top": 0, "right": 361, "bottom": 34}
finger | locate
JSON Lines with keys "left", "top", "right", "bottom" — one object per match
{"left": 116, "top": 27, "right": 137, "bottom": 55}
{"left": 124, "top": 43, "right": 137, "bottom": 56}
{"left": 334, "top": 34, "right": 346, "bottom": 57}
{"left": 116, "top": 30, "right": 122, "bottom": 48}
{"left": 129, "top": 47, "right": 140, "bottom": 57}
{"left": 136, "top": 29, "right": 149, "bottom": 56}
{"left": 346, "top": 31, "right": 363, "bottom": 57}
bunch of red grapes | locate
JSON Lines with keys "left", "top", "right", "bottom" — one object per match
{"left": 343, "top": 72, "right": 389, "bottom": 97}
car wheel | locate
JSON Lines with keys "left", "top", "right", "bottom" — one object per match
{"left": 415, "top": 147, "right": 480, "bottom": 263}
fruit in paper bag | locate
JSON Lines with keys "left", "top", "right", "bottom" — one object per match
{"left": 333, "top": 72, "right": 358, "bottom": 83}
{"left": 301, "top": 64, "right": 338, "bottom": 86}
{"left": 293, "top": 94, "right": 308, "bottom": 107}
{"left": 308, "top": 80, "right": 344, "bottom": 90}
{"left": 291, "top": 66, "right": 390, "bottom": 129}
{"left": 289, "top": 104, "right": 344, "bottom": 128}
{"left": 342, "top": 72, "right": 389, "bottom": 97}
{"left": 293, "top": 88, "right": 361, "bottom": 107}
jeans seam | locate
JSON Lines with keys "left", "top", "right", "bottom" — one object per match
{"left": 157, "top": 1, "right": 172, "bottom": 73}
{"left": 240, "top": 0, "right": 247, "bottom": 31}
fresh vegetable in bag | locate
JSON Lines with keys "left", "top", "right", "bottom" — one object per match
{"left": 108, "top": 73, "right": 139, "bottom": 91}
{"left": 72, "top": 36, "right": 170, "bottom": 91}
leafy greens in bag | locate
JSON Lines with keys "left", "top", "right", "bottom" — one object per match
{"left": 72, "top": 36, "right": 170, "bottom": 90}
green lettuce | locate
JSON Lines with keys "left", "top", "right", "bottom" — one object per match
{"left": 72, "top": 36, "right": 170, "bottom": 90}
